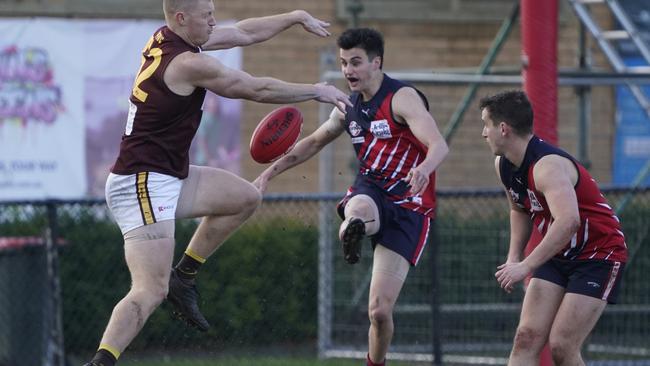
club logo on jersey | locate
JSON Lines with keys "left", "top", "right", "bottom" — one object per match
{"left": 527, "top": 189, "right": 544, "bottom": 212}
{"left": 508, "top": 188, "right": 520, "bottom": 202}
{"left": 370, "top": 119, "right": 392, "bottom": 139}
{"left": 349, "top": 121, "right": 362, "bottom": 137}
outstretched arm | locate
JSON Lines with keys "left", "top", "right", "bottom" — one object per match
{"left": 392, "top": 87, "right": 449, "bottom": 196}
{"left": 202, "top": 10, "right": 330, "bottom": 50}
{"left": 172, "top": 52, "right": 351, "bottom": 111}
{"left": 253, "top": 108, "right": 345, "bottom": 193}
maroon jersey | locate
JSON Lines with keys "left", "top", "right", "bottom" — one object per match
{"left": 112, "top": 26, "right": 206, "bottom": 179}
{"left": 343, "top": 75, "right": 436, "bottom": 218}
{"left": 500, "top": 136, "right": 627, "bottom": 263}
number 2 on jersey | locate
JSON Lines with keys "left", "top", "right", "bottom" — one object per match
{"left": 132, "top": 36, "right": 162, "bottom": 103}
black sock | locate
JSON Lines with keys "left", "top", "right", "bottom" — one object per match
{"left": 90, "top": 349, "right": 117, "bottom": 366}
{"left": 175, "top": 253, "right": 203, "bottom": 281}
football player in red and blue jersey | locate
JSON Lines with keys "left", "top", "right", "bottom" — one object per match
{"left": 255, "top": 28, "right": 448, "bottom": 366}
{"left": 480, "top": 90, "right": 627, "bottom": 366}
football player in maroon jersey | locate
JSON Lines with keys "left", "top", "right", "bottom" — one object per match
{"left": 83, "top": 1, "right": 352, "bottom": 365}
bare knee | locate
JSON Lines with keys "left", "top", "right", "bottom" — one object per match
{"left": 512, "top": 326, "right": 546, "bottom": 355}
{"left": 130, "top": 279, "right": 169, "bottom": 311}
{"left": 368, "top": 300, "right": 393, "bottom": 328}
{"left": 549, "top": 336, "right": 579, "bottom": 365}
{"left": 342, "top": 195, "right": 380, "bottom": 235}
{"left": 241, "top": 185, "right": 262, "bottom": 214}
{"left": 120, "top": 283, "right": 166, "bottom": 330}
{"left": 549, "top": 342, "right": 569, "bottom": 365}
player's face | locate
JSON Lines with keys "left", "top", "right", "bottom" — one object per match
{"left": 185, "top": 0, "right": 216, "bottom": 47}
{"left": 339, "top": 48, "right": 381, "bottom": 92}
{"left": 481, "top": 108, "right": 503, "bottom": 155}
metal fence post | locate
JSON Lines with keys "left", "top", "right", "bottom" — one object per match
{"left": 431, "top": 215, "right": 442, "bottom": 365}
{"left": 318, "top": 49, "right": 338, "bottom": 359}
{"left": 44, "top": 201, "right": 65, "bottom": 366}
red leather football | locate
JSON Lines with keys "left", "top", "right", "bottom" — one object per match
{"left": 249, "top": 106, "right": 303, "bottom": 164}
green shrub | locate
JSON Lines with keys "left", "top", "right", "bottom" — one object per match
{"left": 53, "top": 213, "right": 319, "bottom": 353}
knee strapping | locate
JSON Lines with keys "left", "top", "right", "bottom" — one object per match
{"left": 123, "top": 221, "right": 175, "bottom": 244}
{"left": 372, "top": 245, "right": 409, "bottom": 282}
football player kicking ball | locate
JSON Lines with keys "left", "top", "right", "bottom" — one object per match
{"left": 254, "top": 28, "right": 448, "bottom": 366}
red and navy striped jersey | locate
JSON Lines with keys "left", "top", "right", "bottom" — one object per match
{"left": 500, "top": 136, "right": 627, "bottom": 262}
{"left": 343, "top": 74, "right": 436, "bottom": 218}
{"left": 112, "top": 26, "right": 206, "bottom": 179}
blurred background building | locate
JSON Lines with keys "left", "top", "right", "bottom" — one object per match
{"left": 3, "top": 0, "right": 647, "bottom": 194}
{"left": 1, "top": 1, "right": 649, "bottom": 365}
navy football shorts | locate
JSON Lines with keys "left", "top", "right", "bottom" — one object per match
{"left": 533, "top": 258, "right": 625, "bottom": 304}
{"left": 337, "top": 177, "right": 432, "bottom": 266}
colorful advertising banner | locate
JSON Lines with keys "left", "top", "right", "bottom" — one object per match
{"left": 0, "top": 18, "right": 241, "bottom": 200}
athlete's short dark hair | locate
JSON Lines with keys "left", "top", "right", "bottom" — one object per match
{"left": 479, "top": 90, "right": 534, "bottom": 136}
{"left": 337, "top": 28, "right": 384, "bottom": 69}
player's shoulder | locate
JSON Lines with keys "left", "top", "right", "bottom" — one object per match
{"left": 392, "top": 86, "right": 428, "bottom": 117}
{"left": 535, "top": 153, "right": 573, "bottom": 171}
{"left": 533, "top": 154, "right": 577, "bottom": 188}
{"left": 393, "top": 85, "right": 420, "bottom": 99}
{"left": 170, "top": 51, "right": 221, "bottom": 78}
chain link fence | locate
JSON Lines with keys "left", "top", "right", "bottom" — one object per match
{"left": 0, "top": 188, "right": 648, "bottom": 365}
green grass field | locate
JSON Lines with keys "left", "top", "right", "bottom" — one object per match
{"left": 115, "top": 346, "right": 424, "bottom": 366}
{"left": 121, "top": 357, "right": 418, "bottom": 366}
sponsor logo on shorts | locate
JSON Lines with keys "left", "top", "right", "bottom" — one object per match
{"left": 158, "top": 205, "right": 175, "bottom": 212}
{"left": 587, "top": 281, "right": 601, "bottom": 288}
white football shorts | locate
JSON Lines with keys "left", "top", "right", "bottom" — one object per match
{"left": 105, "top": 171, "right": 182, "bottom": 234}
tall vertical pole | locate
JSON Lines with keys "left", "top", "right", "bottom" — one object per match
{"left": 317, "top": 0, "right": 365, "bottom": 359}
{"left": 577, "top": 22, "right": 593, "bottom": 169}
{"left": 346, "top": 0, "right": 364, "bottom": 28}
{"left": 521, "top": 2, "right": 558, "bottom": 366}
{"left": 44, "top": 201, "right": 65, "bottom": 366}
{"left": 430, "top": 219, "right": 442, "bottom": 365}
{"left": 522, "top": 0, "right": 559, "bottom": 145}
{"left": 317, "top": 50, "right": 338, "bottom": 360}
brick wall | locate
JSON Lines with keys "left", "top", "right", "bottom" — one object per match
{"left": 1, "top": 0, "right": 619, "bottom": 192}
{"left": 214, "top": 1, "right": 617, "bottom": 192}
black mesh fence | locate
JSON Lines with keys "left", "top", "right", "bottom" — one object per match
{"left": 0, "top": 187, "right": 648, "bottom": 365}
